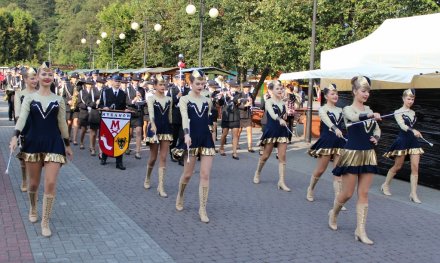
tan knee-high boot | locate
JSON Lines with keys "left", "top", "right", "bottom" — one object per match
{"left": 157, "top": 167, "right": 168, "bottom": 198}
{"left": 355, "top": 203, "right": 374, "bottom": 245}
{"left": 306, "top": 176, "right": 319, "bottom": 201}
{"left": 333, "top": 180, "right": 347, "bottom": 211}
{"left": 328, "top": 201, "right": 345, "bottom": 230}
{"left": 144, "top": 165, "right": 153, "bottom": 189}
{"left": 409, "top": 175, "right": 421, "bottom": 203}
{"left": 380, "top": 170, "right": 396, "bottom": 196}
{"left": 277, "top": 163, "right": 291, "bottom": 192}
{"left": 175, "top": 178, "right": 188, "bottom": 211}
{"left": 253, "top": 159, "right": 266, "bottom": 184}
{"left": 20, "top": 160, "right": 27, "bottom": 192}
{"left": 41, "top": 194, "right": 55, "bottom": 237}
{"left": 199, "top": 185, "right": 210, "bottom": 223}
{"left": 28, "top": 191, "right": 38, "bottom": 223}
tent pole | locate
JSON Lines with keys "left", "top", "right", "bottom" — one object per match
{"left": 306, "top": 0, "right": 317, "bottom": 143}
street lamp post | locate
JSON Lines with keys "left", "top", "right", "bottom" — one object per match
{"left": 131, "top": 20, "right": 162, "bottom": 68}
{"left": 186, "top": 1, "right": 219, "bottom": 67}
{"left": 305, "top": 0, "right": 317, "bottom": 143}
{"left": 100, "top": 29, "right": 125, "bottom": 69}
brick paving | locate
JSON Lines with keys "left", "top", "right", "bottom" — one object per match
{"left": 0, "top": 141, "right": 34, "bottom": 263}
{"left": 1, "top": 91, "right": 440, "bottom": 262}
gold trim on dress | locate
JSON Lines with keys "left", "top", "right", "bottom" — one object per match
{"left": 145, "top": 134, "right": 173, "bottom": 143}
{"left": 260, "top": 137, "right": 289, "bottom": 145}
{"left": 336, "top": 149, "right": 377, "bottom": 167}
{"left": 189, "top": 147, "right": 216, "bottom": 156}
{"left": 171, "top": 147, "right": 216, "bottom": 157}
{"left": 308, "top": 148, "right": 343, "bottom": 158}
{"left": 383, "top": 148, "right": 424, "bottom": 158}
{"left": 22, "top": 153, "right": 66, "bottom": 164}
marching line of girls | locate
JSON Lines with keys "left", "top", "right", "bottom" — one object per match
{"left": 8, "top": 66, "right": 428, "bottom": 243}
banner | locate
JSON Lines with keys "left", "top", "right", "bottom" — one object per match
{"left": 99, "top": 111, "right": 131, "bottom": 157}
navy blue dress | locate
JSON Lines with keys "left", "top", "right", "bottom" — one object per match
{"left": 308, "top": 105, "right": 346, "bottom": 158}
{"left": 145, "top": 95, "right": 173, "bottom": 144}
{"left": 259, "top": 98, "right": 289, "bottom": 146}
{"left": 383, "top": 108, "right": 424, "bottom": 160}
{"left": 172, "top": 92, "right": 215, "bottom": 157}
{"left": 15, "top": 93, "right": 69, "bottom": 164}
{"left": 14, "top": 89, "right": 35, "bottom": 160}
{"left": 333, "top": 105, "right": 380, "bottom": 176}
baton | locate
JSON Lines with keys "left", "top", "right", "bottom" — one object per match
{"left": 421, "top": 137, "right": 434, "bottom": 147}
{"left": 330, "top": 129, "right": 348, "bottom": 142}
{"left": 5, "top": 150, "right": 13, "bottom": 175}
{"left": 346, "top": 110, "right": 410, "bottom": 127}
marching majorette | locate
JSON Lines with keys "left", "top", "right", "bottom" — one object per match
{"left": 14, "top": 67, "right": 38, "bottom": 192}
{"left": 382, "top": 89, "right": 425, "bottom": 203}
{"left": 143, "top": 75, "right": 173, "bottom": 197}
{"left": 329, "top": 76, "right": 381, "bottom": 245}
{"left": 306, "top": 84, "right": 347, "bottom": 208}
{"left": 172, "top": 70, "right": 216, "bottom": 223}
{"left": 253, "top": 81, "right": 291, "bottom": 192}
{"left": 10, "top": 62, "right": 73, "bottom": 237}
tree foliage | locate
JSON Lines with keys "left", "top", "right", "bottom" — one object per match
{"left": 0, "top": 0, "right": 439, "bottom": 74}
{"left": 0, "top": 5, "right": 39, "bottom": 64}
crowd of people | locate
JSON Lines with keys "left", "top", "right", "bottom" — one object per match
{"left": 7, "top": 63, "right": 426, "bottom": 247}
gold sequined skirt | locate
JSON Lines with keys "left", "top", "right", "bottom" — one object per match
{"left": 308, "top": 148, "right": 343, "bottom": 158}
{"left": 172, "top": 147, "right": 216, "bottom": 157}
{"left": 383, "top": 148, "right": 424, "bottom": 159}
{"left": 21, "top": 153, "right": 66, "bottom": 164}
{"left": 145, "top": 134, "right": 173, "bottom": 144}
{"left": 259, "top": 137, "right": 289, "bottom": 146}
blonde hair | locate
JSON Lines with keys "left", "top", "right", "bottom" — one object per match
{"left": 351, "top": 76, "right": 371, "bottom": 95}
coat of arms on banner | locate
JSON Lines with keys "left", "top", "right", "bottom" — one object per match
{"left": 99, "top": 111, "right": 131, "bottom": 157}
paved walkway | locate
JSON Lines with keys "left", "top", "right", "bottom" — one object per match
{"left": 1, "top": 91, "right": 440, "bottom": 262}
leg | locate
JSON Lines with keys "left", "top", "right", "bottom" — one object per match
{"left": 89, "top": 129, "right": 97, "bottom": 155}
{"left": 67, "top": 118, "right": 73, "bottom": 139}
{"left": 72, "top": 118, "right": 79, "bottom": 144}
{"left": 144, "top": 143, "right": 158, "bottom": 189}
{"left": 306, "top": 156, "right": 331, "bottom": 201}
{"left": 331, "top": 155, "right": 346, "bottom": 210}
{"left": 176, "top": 154, "right": 197, "bottom": 211}
{"left": 156, "top": 141, "right": 170, "bottom": 197}
{"left": 276, "top": 143, "right": 290, "bottom": 192}
{"left": 19, "top": 159, "right": 28, "bottom": 192}
{"left": 143, "top": 120, "right": 148, "bottom": 141}
{"left": 355, "top": 173, "right": 375, "bottom": 244}
{"left": 79, "top": 126, "right": 86, "bottom": 148}
{"left": 135, "top": 126, "right": 142, "bottom": 158}
{"left": 329, "top": 173, "right": 357, "bottom": 230}
{"left": 246, "top": 126, "right": 253, "bottom": 151}
{"left": 253, "top": 143, "right": 274, "bottom": 184}
{"left": 232, "top": 128, "right": 239, "bottom": 158}
{"left": 115, "top": 155, "right": 125, "bottom": 170}
{"left": 26, "top": 162, "right": 43, "bottom": 223}
{"left": 219, "top": 128, "right": 229, "bottom": 155}
{"left": 41, "top": 162, "right": 62, "bottom": 237}
{"left": 409, "top": 154, "right": 421, "bottom": 203}
{"left": 199, "top": 155, "right": 213, "bottom": 223}
{"left": 381, "top": 155, "right": 404, "bottom": 196}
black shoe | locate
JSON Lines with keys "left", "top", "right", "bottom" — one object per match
{"left": 170, "top": 153, "right": 178, "bottom": 162}
{"left": 100, "top": 159, "right": 107, "bottom": 165}
{"left": 178, "top": 159, "right": 184, "bottom": 166}
{"left": 248, "top": 148, "right": 255, "bottom": 153}
{"left": 116, "top": 163, "right": 126, "bottom": 170}
{"left": 134, "top": 152, "right": 141, "bottom": 159}
{"left": 232, "top": 155, "right": 239, "bottom": 160}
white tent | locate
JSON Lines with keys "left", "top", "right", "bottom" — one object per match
{"left": 279, "top": 13, "right": 440, "bottom": 90}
